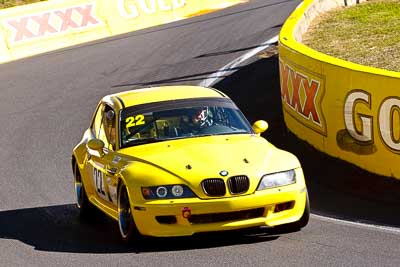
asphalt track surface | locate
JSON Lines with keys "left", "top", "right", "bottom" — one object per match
{"left": 1, "top": 0, "right": 400, "bottom": 266}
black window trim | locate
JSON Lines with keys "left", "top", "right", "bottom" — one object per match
{"left": 118, "top": 97, "right": 254, "bottom": 149}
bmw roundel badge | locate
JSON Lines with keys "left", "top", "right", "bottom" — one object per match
{"left": 219, "top": 170, "right": 229, "bottom": 177}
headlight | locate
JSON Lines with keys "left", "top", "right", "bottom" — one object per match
{"left": 257, "top": 170, "right": 296, "bottom": 190}
{"left": 171, "top": 185, "right": 184, "bottom": 197}
{"left": 156, "top": 186, "right": 168, "bottom": 198}
{"left": 141, "top": 185, "right": 195, "bottom": 199}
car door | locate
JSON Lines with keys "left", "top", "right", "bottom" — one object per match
{"left": 87, "top": 104, "right": 119, "bottom": 210}
{"left": 88, "top": 150, "right": 114, "bottom": 204}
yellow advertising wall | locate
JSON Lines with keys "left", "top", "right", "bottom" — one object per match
{"left": 0, "top": 0, "right": 244, "bottom": 63}
{"left": 103, "top": 0, "right": 244, "bottom": 36}
{"left": 0, "top": 29, "right": 10, "bottom": 61}
{"left": 279, "top": 0, "right": 400, "bottom": 179}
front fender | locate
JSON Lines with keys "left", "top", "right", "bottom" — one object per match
{"left": 120, "top": 161, "right": 186, "bottom": 205}
{"left": 264, "top": 148, "right": 302, "bottom": 174}
{"left": 72, "top": 128, "right": 92, "bottom": 169}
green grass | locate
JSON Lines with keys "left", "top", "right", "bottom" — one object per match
{"left": 0, "top": 0, "right": 46, "bottom": 9}
{"left": 302, "top": 0, "right": 400, "bottom": 72}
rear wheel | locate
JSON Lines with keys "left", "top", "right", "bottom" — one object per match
{"left": 118, "top": 183, "right": 141, "bottom": 243}
{"left": 74, "top": 164, "right": 95, "bottom": 217}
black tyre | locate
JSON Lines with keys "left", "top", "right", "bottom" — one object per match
{"left": 118, "top": 183, "right": 141, "bottom": 243}
{"left": 274, "top": 193, "right": 310, "bottom": 233}
{"left": 292, "top": 193, "right": 310, "bottom": 229}
{"left": 74, "top": 164, "right": 96, "bottom": 217}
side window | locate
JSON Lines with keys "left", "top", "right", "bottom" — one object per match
{"left": 100, "top": 105, "right": 116, "bottom": 150}
{"left": 92, "top": 104, "right": 103, "bottom": 137}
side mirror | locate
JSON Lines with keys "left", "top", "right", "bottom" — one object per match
{"left": 252, "top": 120, "right": 268, "bottom": 135}
{"left": 87, "top": 139, "right": 105, "bottom": 157}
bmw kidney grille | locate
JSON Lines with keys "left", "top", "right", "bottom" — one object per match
{"left": 228, "top": 175, "right": 249, "bottom": 194}
{"left": 202, "top": 175, "right": 250, "bottom": 196}
{"left": 202, "top": 178, "right": 226, "bottom": 196}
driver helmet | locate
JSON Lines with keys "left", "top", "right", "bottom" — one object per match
{"left": 192, "top": 107, "right": 212, "bottom": 127}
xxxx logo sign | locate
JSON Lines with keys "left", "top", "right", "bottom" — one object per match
{"left": 279, "top": 58, "right": 326, "bottom": 135}
{"left": 4, "top": 4, "right": 101, "bottom": 44}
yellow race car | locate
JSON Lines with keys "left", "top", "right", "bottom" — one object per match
{"left": 71, "top": 85, "right": 309, "bottom": 242}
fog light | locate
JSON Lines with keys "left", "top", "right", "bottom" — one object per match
{"left": 274, "top": 201, "right": 295, "bottom": 213}
{"left": 182, "top": 207, "right": 192, "bottom": 219}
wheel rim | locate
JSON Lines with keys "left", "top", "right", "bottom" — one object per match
{"left": 74, "top": 165, "right": 84, "bottom": 208}
{"left": 118, "top": 186, "right": 132, "bottom": 238}
{"left": 75, "top": 182, "right": 83, "bottom": 208}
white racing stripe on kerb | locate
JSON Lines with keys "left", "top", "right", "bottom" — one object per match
{"left": 295, "top": 1, "right": 303, "bottom": 10}
{"left": 199, "top": 35, "right": 279, "bottom": 87}
{"left": 199, "top": 0, "right": 303, "bottom": 88}
{"left": 312, "top": 214, "right": 400, "bottom": 235}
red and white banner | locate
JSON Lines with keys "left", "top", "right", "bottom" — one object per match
{"left": 4, "top": 4, "right": 101, "bottom": 44}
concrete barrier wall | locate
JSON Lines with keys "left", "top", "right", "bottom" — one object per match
{"left": 279, "top": 0, "right": 400, "bottom": 179}
{"left": 0, "top": 26, "right": 9, "bottom": 62}
{"left": 0, "top": 0, "right": 244, "bottom": 63}
{"left": 103, "top": 0, "right": 243, "bottom": 36}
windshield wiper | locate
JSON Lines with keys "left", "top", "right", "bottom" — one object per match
{"left": 128, "top": 137, "right": 162, "bottom": 146}
{"left": 206, "top": 131, "right": 248, "bottom": 137}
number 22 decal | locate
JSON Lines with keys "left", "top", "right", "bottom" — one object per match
{"left": 126, "top": 115, "right": 145, "bottom": 128}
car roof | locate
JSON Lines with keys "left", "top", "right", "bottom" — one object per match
{"left": 104, "top": 85, "right": 228, "bottom": 110}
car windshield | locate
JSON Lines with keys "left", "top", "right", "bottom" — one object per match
{"left": 119, "top": 98, "right": 253, "bottom": 148}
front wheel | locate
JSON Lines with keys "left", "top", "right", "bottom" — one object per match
{"left": 274, "top": 193, "right": 310, "bottom": 232}
{"left": 292, "top": 193, "right": 310, "bottom": 229}
{"left": 118, "top": 183, "right": 141, "bottom": 243}
{"left": 74, "top": 164, "right": 95, "bottom": 217}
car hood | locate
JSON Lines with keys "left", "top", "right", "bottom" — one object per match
{"left": 119, "top": 134, "right": 300, "bottom": 182}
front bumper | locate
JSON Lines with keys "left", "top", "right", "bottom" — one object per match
{"left": 131, "top": 183, "right": 307, "bottom": 237}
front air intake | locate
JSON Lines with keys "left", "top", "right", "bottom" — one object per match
{"left": 188, "top": 208, "right": 264, "bottom": 224}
